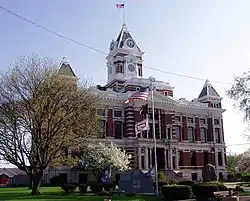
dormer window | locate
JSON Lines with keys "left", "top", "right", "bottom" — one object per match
{"left": 136, "top": 87, "right": 140, "bottom": 91}
{"left": 164, "top": 91, "right": 168, "bottom": 96}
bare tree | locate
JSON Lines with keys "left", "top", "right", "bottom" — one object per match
{"left": 0, "top": 55, "right": 100, "bottom": 194}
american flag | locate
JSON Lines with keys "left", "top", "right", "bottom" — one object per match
{"left": 116, "top": 3, "right": 124, "bottom": 8}
{"left": 125, "top": 87, "right": 150, "bottom": 104}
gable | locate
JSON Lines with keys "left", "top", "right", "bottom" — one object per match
{"left": 58, "top": 63, "right": 76, "bottom": 77}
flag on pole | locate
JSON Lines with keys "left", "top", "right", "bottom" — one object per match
{"left": 116, "top": 3, "right": 124, "bottom": 8}
{"left": 135, "top": 119, "right": 149, "bottom": 135}
{"left": 125, "top": 87, "right": 150, "bottom": 104}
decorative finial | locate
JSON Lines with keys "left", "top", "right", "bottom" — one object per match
{"left": 61, "top": 56, "right": 69, "bottom": 65}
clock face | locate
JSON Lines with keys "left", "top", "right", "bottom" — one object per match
{"left": 128, "top": 63, "right": 136, "bottom": 72}
{"left": 126, "top": 38, "right": 135, "bottom": 48}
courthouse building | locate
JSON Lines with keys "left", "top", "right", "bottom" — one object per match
{"left": 46, "top": 24, "right": 227, "bottom": 182}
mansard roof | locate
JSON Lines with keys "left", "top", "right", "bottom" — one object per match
{"left": 198, "top": 79, "right": 220, "bottom": 99}
{"left": 57, "top": 57, "right": 76, "bottom": 77}
{"left": 115, "top": 24, "right": 141, "bottom": 52}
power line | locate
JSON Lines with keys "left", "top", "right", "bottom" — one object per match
{"left": 0, "top": 5, "right": 233, "bottom": 85}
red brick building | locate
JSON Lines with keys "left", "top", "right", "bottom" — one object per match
{"left": 53, "top": 24, "right": 227, "bottom": 182}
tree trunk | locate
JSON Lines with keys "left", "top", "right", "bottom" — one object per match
{"left": 31, "top": 173, "right": 42, "bottom": 195}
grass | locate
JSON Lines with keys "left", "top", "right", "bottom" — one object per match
{"left": 0, "top": 187, "right": 160, "bottom": 201}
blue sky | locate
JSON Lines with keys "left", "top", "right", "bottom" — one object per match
{"left": 1, "top": 0, "right": 250, "bottom": 156}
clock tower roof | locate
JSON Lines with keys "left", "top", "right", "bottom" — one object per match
{"left": 113, "top": 24, "right": 142, "bottom": 52}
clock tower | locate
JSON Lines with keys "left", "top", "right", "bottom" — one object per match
{"left": 105, "top": 24, "right": 144, "bottom": 90}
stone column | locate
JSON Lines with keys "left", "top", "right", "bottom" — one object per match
{"left": 175, "top": 150, "right": 179, "bottom": 169}
{"left": 168, "top": 148, "right": 173, "bottom": 169}
{"left": 215, "top": 150, "right": 219, "bottom": 167}
{"left": 138, "top": 147, "right": 142, "bottom": 169}
{"left": 144, "top": 147, "right": 149, "bottom": 169}
{"left": 158, "top": 112, "right": 161, "bottom": 139}
{"left": 164, "top": 149, "right": 167, "bottom": 170}
{"left": 222, "top": 150, "right": 226, "bottom": 167}
{"left": 149, "top": 148, "right": 152, "bottom": 168}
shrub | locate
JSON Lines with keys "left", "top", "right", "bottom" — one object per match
{"left": 234, "top": 185, "right": 244, "bottom": 192}
{"left": 79, "top": 184, "right": 88, "bottom": 193}
{"left": 177, "top": 180, "right": 195, "bottom": 186}
{"left": 61, "top": 183, "right": 77, "bottom": 194}
{"left": 50, "top": 175, "right": 63, "bottom": 186}
{"left": 241, "top": 174, "right": 250, "bottom": 182}
{"left": 103, "top": 183, "right": 116, "bottom": 191}
{"left": 97, "top": 190, "right": 111, "bottom": 196}
{"left": 125, "top": 192, "right": 136, "bottom": 197}
{"left": 192, "top": 182, "right": 227, "bottom": 199}
{"left": 161, "top": 185, "right": 192, "bottom": 200}
{"left": 90, "top": 184, "right": 103, "bottom": 193}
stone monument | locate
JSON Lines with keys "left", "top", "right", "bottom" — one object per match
{"left": 202, "top": 164, "right": 217, "bottom": 182}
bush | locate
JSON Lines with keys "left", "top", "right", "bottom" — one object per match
{"left": 177, "top": 180, "right": 195, "bottom": 186}
{"left": 103, "top": 183, "right": 116, "bottom": 191}
{"left": 79, "top": 184, "right": 88, "bottom": 193}
{"left": 61, "top": 183, "right": 77, "bottom": 194}
{"left": 90, "top": 184, "right": 103, "bottom": 193}
{"left": 97, "top": 190, "right": 111, "bottom": 196}
{"left": 161, "top": 185, "right": 192, "bottom": 200}
{"left": 241, "top": 174, "right": 250, "bottom": 182}
{"left": 192, "top": 182, "right": 228, "bottom": 199}
{"left": 234, "top": 185, "right": 244, "bottom": 192}
{"left": 125, "top": 192, "right": 136, "bottom": 197}
{"left": 50, "top": 176, "right": 62, "bottom": 186}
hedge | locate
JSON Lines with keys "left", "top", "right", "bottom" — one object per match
{"left": 61, "top": 183, "right": 77, "bottom": 194}
{"left": 161, "top": 185, "right": 192, "bottom": 200}
{"left": 78, "top": 184, "right": 88, "bottom": 193}
{"left": 192, "top": 182, "right": 228, "bottom": 199}
{"left": 90, "top": 184, "right": 103, "bottom": 193}
{"left": 103, "top": 183, "right": 116, "bottom": 191}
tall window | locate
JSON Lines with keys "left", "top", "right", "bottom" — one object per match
{"left": 115, "top": 62, "right": 124, "bottom": 73}
{"left": 178, "top": 151, "right": 183, "bottom": 166}
{"left": 114, "top": 121, "right": 123, "bottom": 139}
{"left": 188, "top": 127, "right": 195, "bottom": 142}
{"left": 114, "top": 110, "right": 122, "bottom": 117}
{"left": 215, "top": 128, "right": 221, "bottom": 143}
{"left": 175, "top": 126, "right": 182, "bottom": 141}
{"left": 214, "top": 119, "right": 220, "bottom": 125}
{"left": 156, "top": 124, "right": 160, "bottom": 139}
{"left": 218, "top": 152, "right": 223, "bottom": 166}
{"left": 97, "top": 109, "right": 105, "bottom": 116}
{"left": 187, "top": 117, "right": 194, "bottom": 123}
{"left": 200, "top": 118, "right": 206, "bottom": 124}
{"left": 175, "top": 116, "right": 181, "bottom": 122}
{"left": 200, "top": 128, "right": 207, "bottom": 143}
{"left": 100, "top": 120, "right": 106, "bottom": 137}
{"left": 167, "top": 127, "right": 171, "bottom": 139}
{"left": 191, "top": 151, "right": 197, "bottom": 166}
{"left": 204, "top": 151, "right": 209, "bottom": 165}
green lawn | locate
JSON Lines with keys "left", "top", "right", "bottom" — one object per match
{"left": 0, "top": 187, "right": 159, "bottom": 201}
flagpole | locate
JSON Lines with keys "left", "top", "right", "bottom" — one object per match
{"left": 122, "top": 1, "right": 125, "bottom": 25}
{"left": 149, "top": 76, "right": 158, "bottom": 195}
